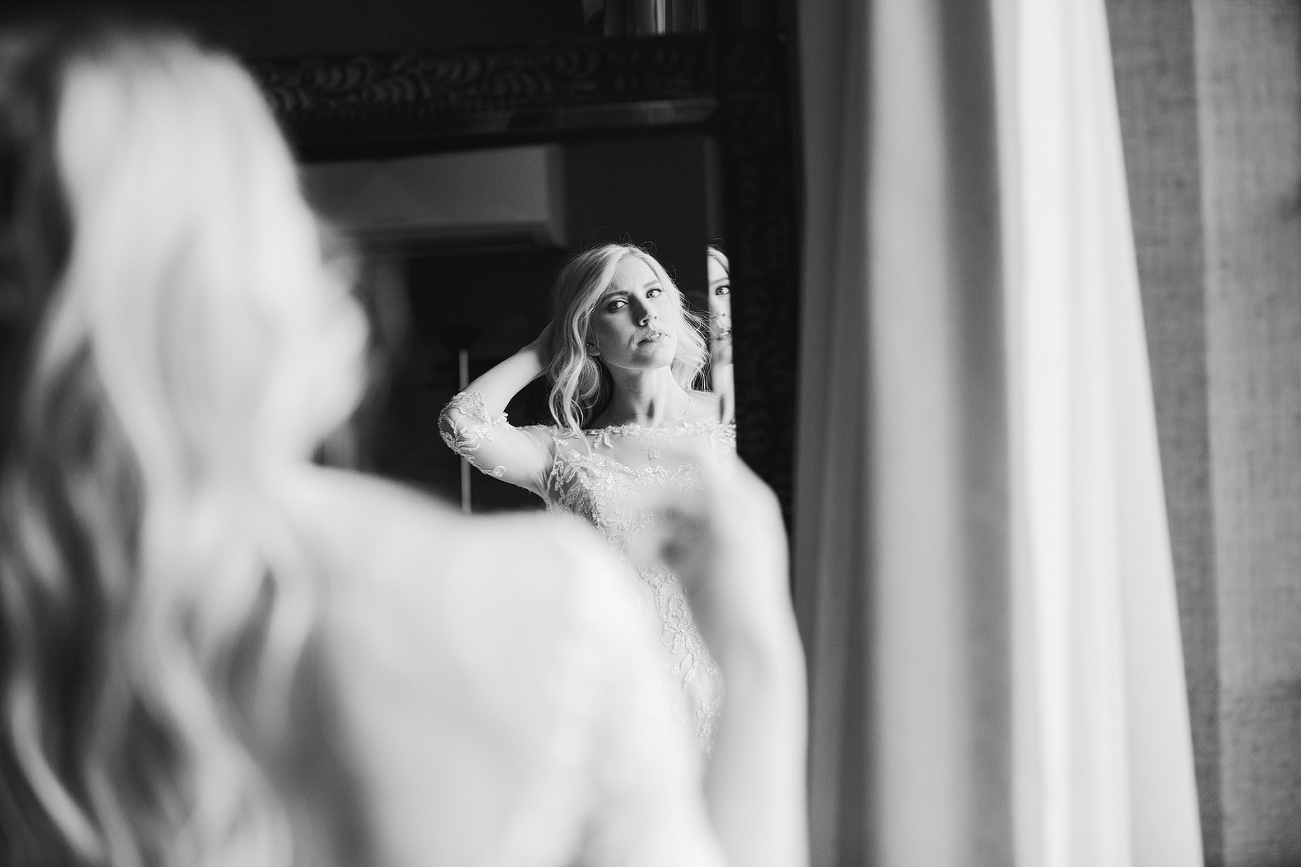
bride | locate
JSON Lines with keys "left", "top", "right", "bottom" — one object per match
{"left": 0, "top": 24, "right": 805, "bottom": 867}
{"left": 440, "top": 245, "right": 734, "bottom": 752}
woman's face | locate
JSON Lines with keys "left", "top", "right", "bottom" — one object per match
{"left": 707, "top": 254, "right": 732, "bottom": 365}
{"left": 588, "top": 254, "right": 679, "bottom": 373}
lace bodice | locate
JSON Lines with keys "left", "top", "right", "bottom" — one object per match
{"left": 439, "top": 392, "right": 735, "bottom": 752}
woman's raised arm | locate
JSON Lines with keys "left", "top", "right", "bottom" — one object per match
{"left": 438, "top": 326, "right": 556, "bottom": 497}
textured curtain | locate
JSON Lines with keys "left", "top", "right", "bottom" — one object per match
{"left": 793, "top": 0, "right": 1202, "bottom": 863}
{"left": 1106, "top": 2, "right": 1301, "bottom": 862}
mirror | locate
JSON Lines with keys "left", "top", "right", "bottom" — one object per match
{"left": 304, "top": 135, "right": 729, "bottom": 511}
{"left": 707, "top": 244, "right": 734, "bottom": 423}
{"left": 253, "top": 19, "right": 799, "bottom": 519}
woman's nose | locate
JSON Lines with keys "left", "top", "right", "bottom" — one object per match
{"left": 634, "top": 301, "right": 655, "bottom": 326}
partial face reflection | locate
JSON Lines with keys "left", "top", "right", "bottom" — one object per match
{"left": 589, "top": 254, "right": 679, "bottom": 371}
{"left": 707, "top": 252, "right": 732, "bottom": 366}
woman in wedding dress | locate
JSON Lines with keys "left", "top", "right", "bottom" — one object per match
{"left": 0, "top": 25, "right": 806, "bottom": 867}
{"left": 439, "top": 245, "right": 736, "bottom": 752}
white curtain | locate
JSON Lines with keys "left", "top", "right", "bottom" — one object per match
{"left": 794, "top": 0, "right": 1203, "bottom": 863}
{"left": 996, "top": 0, "right": 1202, "bottom": 864}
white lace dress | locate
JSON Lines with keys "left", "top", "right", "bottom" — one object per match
{"left": 439, "top": 391, "right": 732, "bottom": 753}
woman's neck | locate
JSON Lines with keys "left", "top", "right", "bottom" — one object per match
{"left": 594, "top": 366, "right": 692, "bottom": 428}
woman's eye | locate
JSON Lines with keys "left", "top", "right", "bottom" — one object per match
{"left": 606, "top": 299, "right": 627, "bottom": 311}
{"left": 646, "top": 287, "right": 663, "bottom": 298}
{"left": 715, "top": 284, "right": 731, "bottom": 296}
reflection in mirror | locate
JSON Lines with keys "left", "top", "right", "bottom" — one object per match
{"left": 707, "top": 245, "right": 734, "bottom": 424}
{"left": 301, "top": 135, "right": 721, "bottom": 514}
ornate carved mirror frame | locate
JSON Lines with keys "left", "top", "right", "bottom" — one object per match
{"left": 252, "top": 11, "right": 801, "bottom": 519}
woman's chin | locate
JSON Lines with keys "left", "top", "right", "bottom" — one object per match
{"left": 650, "top": 346, "right": 679, "bottom": 368}
{"left": 613, "top": 346, "right": 677, "bottom": 371}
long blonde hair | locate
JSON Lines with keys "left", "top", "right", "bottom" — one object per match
{"left": 545, "top": 244, "right": 708, "bottom": 434}
{"left": 0, "top": 26, "right": 365, "bottom": 867}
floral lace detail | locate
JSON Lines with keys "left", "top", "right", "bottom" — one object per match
{"left": 638, "top": 563, "right": 724, "bottom": 749}
{"left": 543, "top": 424, "right": 735, "bottom": 753}
{"left": 438, "top": 391, "right": 508, "bottom": 478}
{"left": 588, "top": 420, "right": 735, "bottom": 460}
{"left": 436, "top": 397, "right": 736, "bottom": 755}
{"left": 548, "top": 450, "right": 701, "bottom": 544}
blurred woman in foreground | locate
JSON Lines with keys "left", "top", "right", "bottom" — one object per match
{"left": 0, "top": 24, "right": 806, "bottom": 867}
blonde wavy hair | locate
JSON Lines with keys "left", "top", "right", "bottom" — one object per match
{"left": 545, "top": 244, "right": 709, "bottom": 434}
{"left": 0, "top": 26, "right": 366, "bottom": 867}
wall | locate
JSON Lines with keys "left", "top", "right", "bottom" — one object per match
{"left": 565, "top": 134, "right": 712, "bottom": 306}
{"left": 5, "top": 0, "right": 590, "bottom": 57}
{"left": 1107, "top": 1, "right": 1301, "bottom": 863}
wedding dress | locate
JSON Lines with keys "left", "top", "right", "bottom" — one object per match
{"left": 439, "top": 391, "right": 734, "bottom": 754}
{"left": 285, "top": 468, "right": 728, "bottom": 867}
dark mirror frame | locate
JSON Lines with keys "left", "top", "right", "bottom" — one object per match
{"left": 251, "top": 16, "right": 801, "bottom": 520}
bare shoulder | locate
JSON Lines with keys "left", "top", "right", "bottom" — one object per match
{"left": 303, "top": 468, "right": 641, "bottom": 725}
{"left": 305, "top": 471, "right": 641, "bottom": 862}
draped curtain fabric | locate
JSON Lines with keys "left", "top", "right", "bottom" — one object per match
{"left": 1105, "top": 2, "right": 1301, "bottom": 863}
{"left": 997, "top": 1, "right": 1202, "bottom": 864}
{"left": 793, "top": 0, "right": 1202, "bottom": 863}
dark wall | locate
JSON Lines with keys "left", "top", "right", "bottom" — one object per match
{"left": 3, "top": 0, "right": 590, "bottom": 57}
{"left": 565, "top": 134, "right": 712, "bottom": 309}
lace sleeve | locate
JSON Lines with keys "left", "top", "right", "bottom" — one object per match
{"left": 438, "top": 391, "right": 555, "bottom": 498}
{"left": 712, "top": 422, "right": 737, "bottom": 452}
